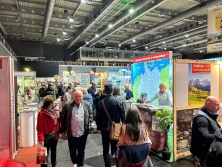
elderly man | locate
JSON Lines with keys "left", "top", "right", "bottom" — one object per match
{"left": 60, "top": 90, "right": 92, "bottom": 167}
{"left": 145, "top": 83, "right": 172, "bottom": 107}
{"left": 190, "top": 96, "right": 221, "bottom": 167}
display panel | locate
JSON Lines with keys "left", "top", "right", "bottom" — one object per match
{"left": 132, "top": 54, "right": 171, "bottom": 103}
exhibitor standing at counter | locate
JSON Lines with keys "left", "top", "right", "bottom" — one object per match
{"left": 145, "top": 83, "right": 172, "bottom": 107}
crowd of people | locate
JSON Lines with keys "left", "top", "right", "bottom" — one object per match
{"left": 36, "top": 79, "right": 222, "bottom": 167}
{"left": 36, "top": 81, "right": 145, "bottom": 167}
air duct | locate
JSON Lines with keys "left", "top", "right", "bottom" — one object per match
{"left": 43, "top": 0, "right": 55, "bottom": 37}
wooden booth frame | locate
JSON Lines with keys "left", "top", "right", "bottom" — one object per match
{"left": 172, "top": 59, "right": 221, "bottom": 161}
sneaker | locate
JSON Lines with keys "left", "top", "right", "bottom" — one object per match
{"left": 72, "top": 164, "right": 77, "bottom": 167}
{"left": 110, "top": 153, "right": 115, "bottom": 158}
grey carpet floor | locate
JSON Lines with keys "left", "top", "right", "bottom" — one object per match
{"left": 51, "top": 130, "right": 195, "bottom": 167}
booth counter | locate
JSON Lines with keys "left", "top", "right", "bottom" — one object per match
{"left": 19, "top": 102, "right": 38, "bottom": 147}
{"left": 134, "top": 104, "right": 174, "bottom": 162}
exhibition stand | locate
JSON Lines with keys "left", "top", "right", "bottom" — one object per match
{"left": 131, "top": 52, "right": 222, "bottom": 162}
{"left": 0, "top": 56, "right": 16, "bottom": 159}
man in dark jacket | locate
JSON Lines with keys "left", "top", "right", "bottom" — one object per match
{"left": 60, "top": 90, "right": 92, "bottom": 167}
{"left": 204, "top": 128, "right": 222, "bottom": 167}
{"left": 96, "top": 84, "right": 125, "bottom": 167}
{"left": 190, "top": 96, "right": 221, "bottom": 167}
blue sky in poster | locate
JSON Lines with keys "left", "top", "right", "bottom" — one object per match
{"left": 188, "top": 64, "right": 210, "bottom": 80}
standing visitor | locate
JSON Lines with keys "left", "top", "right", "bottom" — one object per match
{"left": 96, "top": 84, "right": 125, "bottom": 167}
{"left": 36, "top": 95, "right": 61, "bottom": 167}
{"left": 60, "top": 90, "right": 92, "bottom": 167}
{"left": 190, "top": 96, "right": 221, "bottom": 167}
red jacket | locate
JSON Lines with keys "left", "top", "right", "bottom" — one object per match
{"left": 36, "top": 107, "right": 60, "bottom": 141}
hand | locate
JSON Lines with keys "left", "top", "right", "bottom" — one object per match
{"left": 61, "top": 132, "right": 66, "bottom": 137}
{"left": 97, "top": 130, "right": 101, "bottom": 134}
{"left": 39, "top": 141, "right": 44, "bottom": 145}
{"left": 145, "top": 100, "right": 150, "bottom": 104}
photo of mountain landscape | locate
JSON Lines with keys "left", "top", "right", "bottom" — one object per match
{"left": 188, "top": 64, "right": 211, "bottom": 105}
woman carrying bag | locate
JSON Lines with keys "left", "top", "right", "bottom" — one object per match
{"left": 36, "top": 95, "right": 61, "bottom": 167}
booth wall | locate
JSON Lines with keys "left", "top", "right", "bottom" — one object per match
{"left": 20, "top": 61, "right": 59, "bottom": 77}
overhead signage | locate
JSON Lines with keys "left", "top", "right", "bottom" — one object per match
{"left": 132, "top": 51, "right": 170, "bottom": 63}
{"left": 192, "top": 63, "right": 211, "bottom": 73}
{"left": 207, "top": 5, "right": 222, "bottom": 53}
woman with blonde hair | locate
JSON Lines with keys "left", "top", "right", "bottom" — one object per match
{"left": 36, "top": 95, "right": 61, "bottom": 167}
{"left": 118, "top": 106, "right": 152, "bottom": 167}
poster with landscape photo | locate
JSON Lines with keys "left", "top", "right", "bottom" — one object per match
{"left": 188, "top": 64, "right": 211, "bottom": 105}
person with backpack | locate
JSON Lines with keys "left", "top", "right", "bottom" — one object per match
{"left": 190, "top": 96, "right": 221, "bottom": 167}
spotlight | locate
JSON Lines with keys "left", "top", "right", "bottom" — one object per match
{"left": 95, "top": 34, "right": 99, "bottom": 37}
{"left": 69, "top": 17, "right": 74, "bottom": 22}
{"left": 62, "top": 31, "right": 67, "bottom": 35}
{"left": 132, "top": 39, "right": 136, "bottom": 42}
{"left": 56, "top": 38, "right": 61, "bottom": 42}
{"left": 129, "top": 8, "right": 134, "bottom": 13}
{"left": 108, "top": 24, "right": 113, "bottom": 28}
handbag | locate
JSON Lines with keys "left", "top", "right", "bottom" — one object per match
{"left": 102, "top": 99, "right": 122, "bottom": 140}
{"left": 44, "top": 131, "right": 55, "bottom": 144}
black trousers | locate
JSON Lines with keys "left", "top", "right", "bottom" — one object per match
{"left": 41, "top": 139, "right": 58, "bottom": 167}
{"left": 68, "top": 133, "right": 88, "bottom": 166}
{"left": 101, "top": 131, "right": 118, "bottom": 167}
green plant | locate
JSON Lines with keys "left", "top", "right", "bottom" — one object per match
{"left": 155, "top": 107, "right": 173, "bottom": 130}
{"left": 155, "top": 107, "right": 173, "bottom": 152}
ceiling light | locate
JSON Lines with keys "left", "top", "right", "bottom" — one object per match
{"left": 81, "top": 0, "right": 86, "bottom": 3}
{"left": 95, "top": 34, "right": 99, "bottom": 37}
{"left": 185, "top": 34, "right": 189, "bottom": 38}
{"left": 85, "top": 41, "right": 89, "bottom": 44}
{"left": 62, "top": 31, "right": 67, "bottom": 35}
{"left": 132, "top": 39, "right": 136, "bottom": 42}
{"left": 118, "top": 44, "right": 121, "bottom": 47}
{"left": 145, "top": 46, "right": 148, "bottom": 49}
{"left": 129, "top": 8, "right": 134, "bottom": 13}
{"left": 69, "top": 17, "right": 74, "bottom": 22}
{"left": 56, "top": 38, "right": 61, "bottom": 42}
{"left": 162, "top": 41, "right": 165, "bottom": 44}
{"left": 108, "top": 24, "right": 113, "bottom": 28}
{"left": 164, "top": 48, "right": 166, "bottom": 50}
{"left": 183, "top": 44, "right": 187, "bottom": 46}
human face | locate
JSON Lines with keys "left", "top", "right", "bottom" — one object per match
{"left": 159, "top": 84, "right": 166, "bottom": 92}
{"left": 209, "top": 99, "right": 221, "bottom": 113}
{"left": 92, "top": 83, "right": 97, "bottom": 89}
{"left": 74, "top": 90, "right": 83, "bottom": 105}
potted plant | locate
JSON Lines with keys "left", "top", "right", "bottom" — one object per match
{"left": 155, "top": 107, "right": 173, "bottom": 160}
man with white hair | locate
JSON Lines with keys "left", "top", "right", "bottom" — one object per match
{"left": 190, "top": 96, "right": 221, "bottom": 167}
{"left": 145, "top": 83, "right": 172, "bottom": 107}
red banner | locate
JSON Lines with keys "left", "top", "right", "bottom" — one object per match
{"left": 133, "top": 52, "right": 170, "bottom": 63}
{"left": 192, "top": 64, "right": 211, "bottom": 73}
{"left": 0, "top": 59, "right": 2, "bottom": 69}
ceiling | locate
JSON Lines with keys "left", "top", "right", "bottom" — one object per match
{"left": 0, "top": 0, "right": 221, "bottom": 54}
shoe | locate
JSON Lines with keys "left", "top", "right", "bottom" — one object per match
{"left": 72, "top": 164, "right": 77, "bottom": 167}
{"left": 110, "top": 153, "right": 115, "bottom": 158}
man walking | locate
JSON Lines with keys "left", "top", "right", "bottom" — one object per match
{"left": 190, "top": 96, "right": 221, "bottom": 167}
{"left": 60, "top": 90, "right": 92, "bottom": 167}
{"left": 96, "top": 84, "right": 125, "bottom": 167}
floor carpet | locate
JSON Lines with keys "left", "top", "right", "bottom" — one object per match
{"left": 15, "top": 145, "right": 38, "bottom": 164}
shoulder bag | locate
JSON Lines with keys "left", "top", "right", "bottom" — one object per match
{"left": 102, "top": 99, "right": 122, "bottom": 140}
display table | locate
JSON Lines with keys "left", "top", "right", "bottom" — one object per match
{"left": 135, "top": 104, "right": 173, "bottom": 162}
{"left": 19, "top": 102, "right": 38, "bottom": 147}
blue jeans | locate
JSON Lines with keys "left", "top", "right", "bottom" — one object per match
{"left": 68, "top": 133, "right": 88, "bottom": 166}
{"left": 101, "top": 131, "right": 118, "bottom": 167}
{"left": 41, "top": 139, "right": 58, "bottom": 167}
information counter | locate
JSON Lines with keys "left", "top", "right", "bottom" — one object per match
{"left": 135, "top": 104, "right": 174, "bottom": 162}
{"left": 19, "top": 103, "right": 38, "bottom": 147}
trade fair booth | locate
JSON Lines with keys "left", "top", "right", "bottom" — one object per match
{"left": 131, "top": 51, "right": 222, "bottom": 162}
{"left": 0, "top": 56, "right": 16, "bottom": 159}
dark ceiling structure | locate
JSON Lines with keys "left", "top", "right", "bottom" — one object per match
{"left": 0, "top": 0, "right": 221, "bottom": 54}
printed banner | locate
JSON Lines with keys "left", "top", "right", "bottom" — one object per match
{"left": 192, "top": 64, "right": 211, "bottom": 73}
{"left": 133, "top": 51, "right": 170, "bottom": 63}
{"left": 188, "top": 64, "right": 211, "bottom": 105}
{"left": 207, "top": 5, "right": 222, "bottom": 53}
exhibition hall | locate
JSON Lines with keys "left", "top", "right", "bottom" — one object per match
{"left": 0, "top": 0, "right": 222, "bottom": 167}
